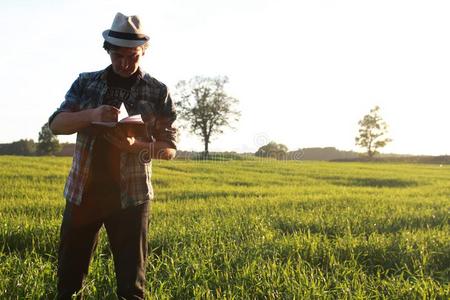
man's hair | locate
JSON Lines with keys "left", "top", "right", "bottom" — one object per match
{"left": 103, "top": 41, "right": 149, "bottom": 52}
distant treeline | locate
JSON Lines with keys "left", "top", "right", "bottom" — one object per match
{"left": 0, "top": 141, "right": 70, "bottom": 156}
{"left": 1, "top": 142, "right": 448, "bottom": 164}
{"left": 332, "top": 156, "right": 450, "bottom": 165}
{"left": 0, "top": 140, "right": 36, "bottom": 156}
{"left": 172, "top": 147, "right": 359, "bottom": 161}
{"left": 175, "top": 148, "right": 450, "bottom": 164}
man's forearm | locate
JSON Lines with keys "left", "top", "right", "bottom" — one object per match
{"left": 49, "top": 110, "right": 93, "bottom": 135}
{"left": 50, "top": 105, "right": 120, "bottom": 135}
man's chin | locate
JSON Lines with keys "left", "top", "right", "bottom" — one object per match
{"left": 114, "top": 69, "right": 135, "bottom": 78}
{"left": 118, "top": 72, "right": 133, "bottom": 78}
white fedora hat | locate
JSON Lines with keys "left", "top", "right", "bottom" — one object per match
{"left": 102, "top": 12, "right": 149, "bottom": 48}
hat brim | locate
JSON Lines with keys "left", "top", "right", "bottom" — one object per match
{"left": 102, "top": 30, "right": 149, "bottom": 48}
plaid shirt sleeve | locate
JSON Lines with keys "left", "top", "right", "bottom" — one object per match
{"left": 48, "top": 73, "right": 95, "bottom": 206}
{"left": 48, "top": 75, "right": 84, "bottom": 125}
{"left": 153, "top": 88, "right": 178, "bottom": 149}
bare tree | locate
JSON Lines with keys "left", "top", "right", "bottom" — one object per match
{"left": 355, "top": 106, "right": 392, "bottom": 158}
{"left": 175, "top": 76, "right": 240, "bottom": 156}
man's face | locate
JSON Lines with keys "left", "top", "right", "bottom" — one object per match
{"left": 109, "top": 46, "right": 144, "bottom": 78}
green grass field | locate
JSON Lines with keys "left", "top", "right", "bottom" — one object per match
{"left": 0, "top": 156, "right": 449, "bottom": 299}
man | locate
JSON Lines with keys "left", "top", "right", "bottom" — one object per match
{"left": 49, "top": 12, "right": 177, "bottom": 299}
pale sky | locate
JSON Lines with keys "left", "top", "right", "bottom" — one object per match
{"left": 1, "top": 0, "right": 449, "bottom": 155}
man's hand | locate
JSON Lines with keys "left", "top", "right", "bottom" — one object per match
{"left": 104, "top": 128, "right": 142, "bottom": 153}
{"left": 90, "top": 105, "right": 120, "bottom": 123}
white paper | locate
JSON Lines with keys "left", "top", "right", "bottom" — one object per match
{"left": 117, "top": 103, "right": 129, "bottom": 121}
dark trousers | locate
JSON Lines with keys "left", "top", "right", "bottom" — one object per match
{"left": 57, "top": 192, "right": 149, "bottom": 300}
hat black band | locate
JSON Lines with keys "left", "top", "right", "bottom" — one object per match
{"left": 108, "top": 30, "right": 148, "bottom": 41}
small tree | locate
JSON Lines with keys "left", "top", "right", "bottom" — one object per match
{"left": 355, "top": 106, "right": 392, "bottom": 158}
{"left": 255, "top": 141, "right": 288, "bottom": 160}
{"left": 175, "top": 76, "right": 240, "bottom": 156}
{"left": 37, "top": 122, "right": 61, "bottom": 155}
{"left": 10, "top": 139, "right": 36, "bottom": 156}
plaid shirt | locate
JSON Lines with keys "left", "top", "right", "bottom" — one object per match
{"left": 49, "top": 66, "right": 177, "bottom": 208}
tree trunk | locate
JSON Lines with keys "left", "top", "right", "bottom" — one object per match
{"left": 204, "top": 137, "right": 209, "bottom": 158}
{"left": 367, "top": 141, "right": 373, "bottom": 158}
